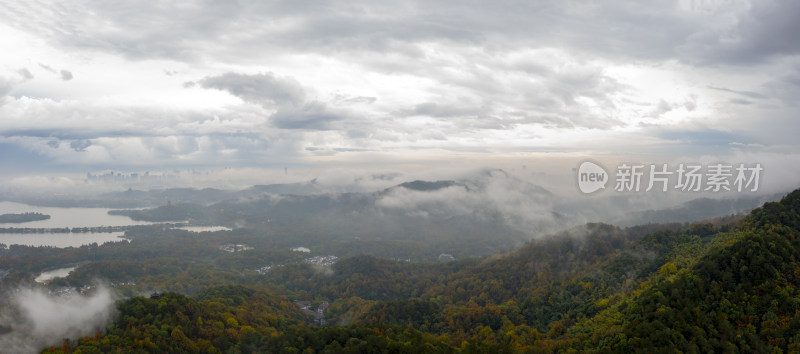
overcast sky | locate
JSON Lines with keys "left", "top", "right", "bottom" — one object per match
{"left": 0, "top": 0, "right": 799, "bottom": 192}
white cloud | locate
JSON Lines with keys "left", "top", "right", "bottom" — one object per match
{"left": 0, "top": 286, "right": 116, "bottom": 353}
{"left": 0, "top": 0, "right": 794, "bottom": 186}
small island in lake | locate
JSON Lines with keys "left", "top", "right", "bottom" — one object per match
{"left": 0, "top": 212, "right": 51, "bottom": 223}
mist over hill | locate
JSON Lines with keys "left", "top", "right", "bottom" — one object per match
{"left": 3, "top": 186, "right": 798, "bottom": 352}
{"left": 4, "top": 0, "right": 800, "bottom": 351}
{"left": 102, "top": 169, "right": 782, "bottom": 253}
{"left": 0, "top": 169, "right": 794, "bottom": 352}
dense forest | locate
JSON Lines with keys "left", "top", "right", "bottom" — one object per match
{"left": 1, "top": 189, "right": 799, "bottom": 352}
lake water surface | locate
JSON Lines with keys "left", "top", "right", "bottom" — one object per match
{"left": 0, "top": 201, "right": 153, "bottom": 228}
{"left": 0, "top": 201, "right": 148, "bottom": 247}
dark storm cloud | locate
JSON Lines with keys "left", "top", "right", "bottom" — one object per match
{"left": 696, "top": 0, "right": 800, "bottom": 64}
{"left": 60, "top": 70, "right": 73, "bottom": 81}
{"left": 69, "top": 139, "right": 91, "bottom": 152}
{"left": 199, "top": 72, "right": 305, "bottom": 107}
{"left": 17, "top": 68, "right": 33, "bottom": 80}
{"left": 199, "top": 72, "right": 344, "bottom": 130}
{"left": 270, "top": 102, "right": 343, "bottom": 130}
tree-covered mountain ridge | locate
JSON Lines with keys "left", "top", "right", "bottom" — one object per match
{"left": 44, "top": 188, "right": 800, "bottom": 352}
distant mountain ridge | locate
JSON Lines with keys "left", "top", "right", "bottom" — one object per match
{"left": 393, "top": 180, "right": 461, "bottom": 192}
{"left": 2, "top": 169, "right": 783, "bottom": 244}
{"left": 612, "top": 193, "right": 782, "bottom": 226}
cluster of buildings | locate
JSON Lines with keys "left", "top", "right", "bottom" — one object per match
{"left": 255, "top": 264, "right": 280, "bottom": 274}
{"left": 294, "top": 300, "right": 330, "bottom": 326}
{"left": 304, "top": 255, "right": 339, "bottom": 267}
{"left": 86, "top": 170, "right": 178, "bottom": 183}
{"left": 48, "top": 284, "right": 94, "bottom": 296}
{"left": 109, "top": 281, "right": 137, "bottom": 288}
{"left": 254, "top": 254, "right": 339, "bottom": 275}
{"left": 218, "top": 244, "right": 254, "bottom": 252}
{"left": 438, "top": 253, "right": 456, "bottom": 262}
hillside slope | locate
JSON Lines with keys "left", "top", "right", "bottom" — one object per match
{"left": 43, "top": 189, "right": 800, "bottom": 352}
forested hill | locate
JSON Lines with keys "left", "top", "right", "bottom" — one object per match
{"left": 600, "top": 189, "right": 800, "bottom": 352}
{"left": 41, "top": 189, "right": 800, "bottom": 352}
{"left": 0, "top": 212, "right": 50, "bottom": 223}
